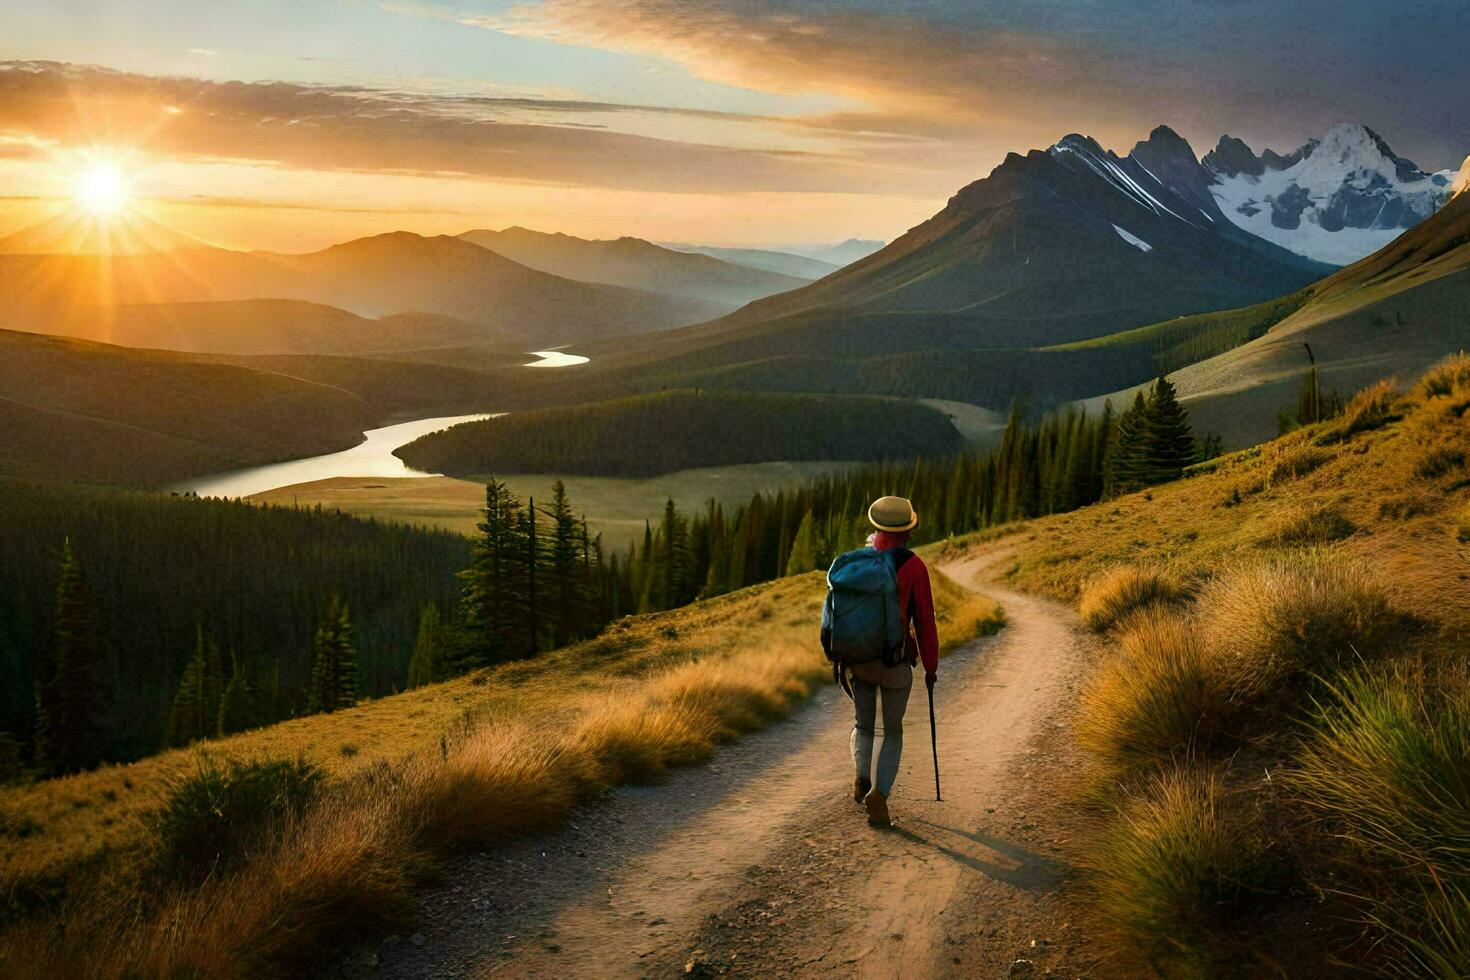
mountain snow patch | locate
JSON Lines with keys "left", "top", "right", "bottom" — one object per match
{"left": 1206, "top": 123, "right": 1451, "bottom": 266}
{"left": 1112, "top": 224, "right": 1153, "bottom": 252}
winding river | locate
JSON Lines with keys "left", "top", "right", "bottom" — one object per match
{"left": 178, "top": 414, "right": 494, "bottom": 499}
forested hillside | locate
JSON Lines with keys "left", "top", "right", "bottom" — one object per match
{"left": 394, "top": 390, "right": 965, "bottom": 478}
{"left": 0, "top": 483, "right": 468, "bottom": 763}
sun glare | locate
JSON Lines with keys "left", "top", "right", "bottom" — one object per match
{"left": 74, "top": 163, "right": 130, "bottom": 216}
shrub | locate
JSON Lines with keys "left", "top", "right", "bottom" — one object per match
{"left": 1078, "top": 566, "right": 1189, "bottom": 632}
{"left": 1261, "top": 505, "right": 1356, "bottom": 547}
{"left": 146, "top": 756, "right": 323, "bottom": 882}
{"left": 1418, "top": 352, "right": 1470, "bottom": 399}
{"left": 1378, "top": 494, "right": 1435, "bottom": 521}
{"left": 1088, "top": 764, "right": 1283, "bottom": 964}
{"left": 1416, "top": 447, "right": 1466, "bottom": 480}
{"left": 1079, "top": 609, "right": 1234, "bottom": 770}
{"left": 1195, "top": 555, "right": 1411, "bottom": 700}
{"left": 1294, "top": 668, "right": 1470, "bottom": 975}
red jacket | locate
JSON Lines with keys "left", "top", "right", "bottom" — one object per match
{"left": 871, "top": 532, "right": 940, "bottom": 675}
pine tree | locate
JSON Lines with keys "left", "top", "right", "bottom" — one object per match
{"left": 544, "top": 481, "right": 585, "bottom": 647}
{"left": 35, "top": 539, "right": 108, "bottom": 775}
{"left": 217, "top": 650, "right": 256, "bottom": 736}
{"left": 166, "top": 626, "right": 211, "bottom": 746}
{"left": 1106, "top": 391, "right": 1149, "bottom": 497}
{"left": 1140, "top": 375, "right": 1196, "bottom": 485}
{"left": 406, "top": 604, "right": 443, "bottom": 689}
{"left": 456, "top": 480, "right": 532, "bottom": 669}
{"left": 307, "top": 596, "right": 359, "bottom": 714}
{"left": 784, "top": 510, "right": 820, "bottom": 575}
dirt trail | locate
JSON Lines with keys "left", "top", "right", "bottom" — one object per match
{"left": 347, "top": 551, "right": 1092, "bottom": 979}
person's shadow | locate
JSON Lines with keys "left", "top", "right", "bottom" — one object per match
{"left": 891, "top": 819, "right": 1062, "bottom": 892}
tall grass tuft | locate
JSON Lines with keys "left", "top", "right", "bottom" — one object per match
{"left": 146, "top": 756, "right": 323, "bottom": 883}
{"left": 1316, "top": 380, "right": 1399, "bottom": 444}
{"left": 1078, "top": 565, "right": 1188, "bottom": 633}
{"left": 1087, "top": 764, "right": 1282, "bottom": 968}
{"left": 1417, "top": 351, "right": 1470, "bottom": 399}
{"left": 1260, "top": 505, "right": 1356, "bottom": 547}
{"left": 1294, "top": 668, "right": 1470, "bottom": 975}
{"left": 1194, "top": 554, "right": 1410, "bottom": 700}
{"left": 1079, "top": 609, "right": 1233, "bottom": 771}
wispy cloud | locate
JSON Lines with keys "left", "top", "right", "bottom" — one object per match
{"left": 0, "top": 61, "right": 911, "bottom": 194}
{"left": 186, "top": 48, "right": 219, "bottom": 56}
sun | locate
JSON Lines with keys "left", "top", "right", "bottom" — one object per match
{"left": 73, "top": 163, "right": 131, "bottom": 216}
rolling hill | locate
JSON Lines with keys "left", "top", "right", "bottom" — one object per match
{"left": 0, "top": 329, "right": 377, "bottom": 486}
{"left": 105, "top": 299, "right": 506, "bottom": 355}
{"left": 0, "top": 232, "right": 723, "bottom": 349}
{"left": 457, "top": 227, "right": 808, "bottom": 309}
{"left": 659, "top": 244, "right": 839, "bottom": 280}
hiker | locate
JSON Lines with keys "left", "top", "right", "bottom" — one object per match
{"left": 821, "top": 495, "right": 939, "bottom": 827}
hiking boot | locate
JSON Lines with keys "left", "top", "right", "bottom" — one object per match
{"left": 853, "top": 776, "right": 872, "bottom": 804}
{"left": 864, "top": 789, "right": 891, "bottom": 827}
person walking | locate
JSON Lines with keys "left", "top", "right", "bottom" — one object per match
{"left": 821, "top": 495, "right": 939, "bottom": 827}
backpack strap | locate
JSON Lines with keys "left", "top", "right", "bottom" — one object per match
{"left": 892, "top": 548, "right": 915, "bottom": 572}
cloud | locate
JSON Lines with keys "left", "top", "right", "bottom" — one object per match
{"left": 187, "top": 48, "right": 219, "bottom": 57}
{"left": 0, "top": 60, "right": 908, "bottom": 195}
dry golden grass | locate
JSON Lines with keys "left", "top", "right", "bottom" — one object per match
{"left": 1194, "top": 553, "right": 1411, "bottom": 698}
{"left": 1078, "top": 609, "right": 1231, "bottom": 771}
{"left": 970, "top": 360, "right": 1470, "bottom": 636}
{"left": 0, "top": 558, "right": 1000, "bottom": 977}
{"left": 1077, "top": 564, "right": 1188, "bottom": 632}
{"left": 951, "top": 357, "right": 1470, "bottom": 972}
{"left": 1086, "top": 763, "right": 1281, "bottom": 973}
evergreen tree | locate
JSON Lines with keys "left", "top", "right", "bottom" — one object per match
{"left": 406, "top": 604, "right": 444, "bottom": 689}
{"left": 217, "top": 650, "right": 256, "bottom": 736}
{"left": 35, "top": 539, "right": 108, "bottom": 775}
{"left": 1106, "top": 391, "right": 1149, "bottom": 497}
{"left": 307, "top": 596, "right": 359, "bottom": 714}
{"left": 166, "top": 625, "right": 218, "bottom": 747}
{"left": 1140, "top": 375, "right": 1196, "bottom": 485}
{"left": 456, "top": 480, "right": 531, "bottom": 669}
{"left": 784, "top": 510, "right": 820, "bottom": 575}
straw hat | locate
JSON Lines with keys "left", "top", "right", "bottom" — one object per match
{"left": 867, "top": 495, "right": 918, "bottom": 533}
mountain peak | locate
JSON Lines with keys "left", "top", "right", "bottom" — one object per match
{"left": 1454, "top": 155, "right": 1470, "bottom": 198}
{"left": 1050, "top": 133, "right": 1107, "bottom": 158}
{"left": 1203, "top": 135, "right": 1264, "bottom": 178}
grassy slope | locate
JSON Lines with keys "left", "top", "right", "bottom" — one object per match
{"left": 942, "top": 359, "right": 1470, "bottom": 972}
{"left": 980, "top": 377, "right": 1469, "bottom": 631}
{"left": 0, "top": 564, "right": 1000, "bottom": 975}
{"left": 249, "top": 461, "right": 856, "bottom": 547}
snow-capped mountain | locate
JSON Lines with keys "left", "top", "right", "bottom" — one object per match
{"left": 705, "top": 125, "right": 1327, "bottom": 348}
{"left": 1203, "top": 123, "right": 1454, "bottom": 266}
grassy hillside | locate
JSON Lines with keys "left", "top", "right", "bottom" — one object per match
{"left": 394, "top": 389, "right": 965, "bottom": 478}
{"left": 1151, "top": 188, "right": 1470, "bottom": 445}
{"left": 945, "top": 355, "right": 1470, "bottom": 973}
{"left": 0, "top": 563, "right": 1001, "bottom": 977}
{"left": 0, "top": 481, "right": 468, "bottom": 761}
{"left": 0, "top": 329, "right": 376, "bottom": 486}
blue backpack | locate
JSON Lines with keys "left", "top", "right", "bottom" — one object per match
{"left": 822, "top": 547, "right": 913, "bottom": 668}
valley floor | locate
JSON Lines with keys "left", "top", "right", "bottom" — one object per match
{"left": 333, "top": 551, "right": 1101, "bottom": 979}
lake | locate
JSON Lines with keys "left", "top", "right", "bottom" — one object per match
{"left": 178, "top": 414, "right": 495, "bottom": 499}
{"left": 525, "top": 349, "right": 591, "bottom": 367}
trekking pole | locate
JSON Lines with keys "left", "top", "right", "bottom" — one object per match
{"left": 926, "top": 674, "right": 941, "bottom": 801}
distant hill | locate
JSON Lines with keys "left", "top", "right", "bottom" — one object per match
{"left": 0, "top": 206, "right": 209, "bottom": 255}
{"left": 458, "top": 227, "right": 808, "bottom": 308}
{"left": 394, "top": 389, "right": 964, "bottom": 477}
{"left": 660, "top": 244, "right": 839, "bottom": 280}
{"left": 1092, "top": 168, "right": 1470, "bottom": 445}
{"left": 0, "top": 329, "right": 376, "bottom": 486}
{"left": 787, "top": 238, "right": 885, "bottom": 266}
{"left": 106, "top": 299, "right": 506, "bottom": 355}
{"left": 0, "top": 232, "right": 723, "bottom": 348}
